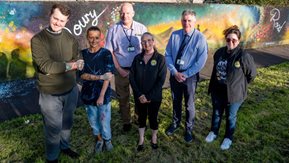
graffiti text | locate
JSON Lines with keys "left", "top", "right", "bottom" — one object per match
{"left": 73, "top": 8, "right": 107, "bottom": 36}
{"left": 270, "top": 8, "right": 286, "bottom": 33}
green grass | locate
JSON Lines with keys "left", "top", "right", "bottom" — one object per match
{"left": 1, "top": 62, "right": 289, "bottom": 162}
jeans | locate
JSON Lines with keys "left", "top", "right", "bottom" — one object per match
{"left": 210, "top": 94, "right": 242, "bottom": 140}
{"left": 85, "top": 102, "right": 112, "bottom": 140}
{"left": 39, "top": 85, "right": 78, "bottom": 160}
{"left": 170, "top": 75, "right": 197, "bottom": 132}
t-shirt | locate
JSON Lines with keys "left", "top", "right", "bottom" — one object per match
{"left": 80, "top": 48, "right": 114, "bottom": 105}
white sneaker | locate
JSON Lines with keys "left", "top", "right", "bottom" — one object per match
{"left": 205, "top": 131, "right": 217, "bottom": 143}
{"left": 220, "top": 138, "right": 232, "bottom": 150}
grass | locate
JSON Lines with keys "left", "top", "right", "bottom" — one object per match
{"left": 0, "top": 62, "right": 289, "bottom": 162}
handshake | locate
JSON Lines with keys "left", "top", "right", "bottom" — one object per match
{"left": 66, "top": 59, "right": 84, "bottom": 71}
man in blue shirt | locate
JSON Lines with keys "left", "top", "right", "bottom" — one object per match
{"left": 105, "top": 3, "right": 147, "bottom": 132}
{"left": 165, "top": 10, "right": 208, "bottom": 143}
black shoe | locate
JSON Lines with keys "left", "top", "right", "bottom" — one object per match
{"left": 123, "top": 123, "right": 132, "bottom": 132}
{"left": 165, "top": 124, "right": 179, "bottom": 136}
{"left": 184, "top": 131, "right": 194, "bottom": 143}
{"left": 137, "top": 144, "right": 144, "bottom": 152}
{"left": 151, "top": 142, "right": 158, "bottom": 149}
{"left": 46, "top": 159, "right": 58, "bottom": 163}
{"left": 61, "top": 148, "right": 79, "bottom": 159}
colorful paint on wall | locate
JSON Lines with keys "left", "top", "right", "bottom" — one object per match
{"left": 0, "top": 2, "right": 289, "bottom": 82}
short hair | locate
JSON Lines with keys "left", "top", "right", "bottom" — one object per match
{"left": 141, "top": 32, "right": 154, "bottom": 41}
{"left": 50, "top": 4, "right": 71, "bottom": 18}
{"left": 86, "top": 26, "right": 101, "bottom": 37}
{"left": 223, "top": 25, "right": 241, "bottom": 39}
{"left": 182, "top": 9, "right": 196, "bottom": 17}
{"left": 120, "top": 2, "right": 134, "bottom": 13}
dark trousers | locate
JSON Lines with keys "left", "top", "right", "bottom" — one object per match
{"left": 170, "top": 75, "right": 197, "bottom": 132}
{"left": 39, "top": 85, "right": 78, "bottom": 160}
{"left": 115, "top": 71, "right": 135, "bottom": 124}
{"left": 210, "top": 93, "right": 242, "bottom": 140}
{"left": 135, "top": 100, "right": 161, "bottom": 130}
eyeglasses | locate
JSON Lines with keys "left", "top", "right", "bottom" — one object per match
{"left": 141, "top": 39, "right": 153, "bottom": 44}
{"left": 226, "top": 38, "right": 238, "bottom": 44}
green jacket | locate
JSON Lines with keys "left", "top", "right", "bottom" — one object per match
{"left": 31, "top": 28, "right": 79, "bottom": 94}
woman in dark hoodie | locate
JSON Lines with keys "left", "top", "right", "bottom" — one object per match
{"left": 129, "top": 32, "right": 167, "bottom": 151}
{"left": 205, "top": 25, "right": 257, "bottom": 150}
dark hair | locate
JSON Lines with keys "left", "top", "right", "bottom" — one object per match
{"left": 86, "top": 26, "right": 101, "bottom": 37}
{"left": 182, "top": 9, "right": 196, "bottom": 17}
{"left": 223, "top": 25, "right": 241, "bottom": 39}
{"left": 50, "top": 4, "right": 71, "bottom": 18}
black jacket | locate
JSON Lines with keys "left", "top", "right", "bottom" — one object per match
{"left": 129, "top": 51, "right": 167, "bottom": 102}
{"left": 208, "top": 46, "right": 257, "bottom": 103}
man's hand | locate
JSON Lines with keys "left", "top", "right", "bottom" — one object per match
{"left": 138, "top": 94, "right": 151, "bottom": 104}
{"left": 174, "top": 72, "right": 186, "bottom": 83}
{"left": 100, "top": 72, "right": 113, "bottom": 80}
{"left": 117, "top": 67, "right": 129, "bottom": 78}
{"left": 65, "top": 62, "right": 78, "bottom": 71}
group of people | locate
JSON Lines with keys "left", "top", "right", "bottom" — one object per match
{"left": 31, "top": 3, "right": 257, "bottom": 162}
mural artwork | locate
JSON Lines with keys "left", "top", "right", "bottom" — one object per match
{"left": 0, "top": 2, "right": 288, "bottom": 115}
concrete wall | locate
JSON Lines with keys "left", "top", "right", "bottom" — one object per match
{"left": 0, "top": 1, "right": 289, "bottom": 82}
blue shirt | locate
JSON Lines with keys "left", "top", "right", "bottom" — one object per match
{"left": 165, "top": 29, "right": 208, "bottom": 78}
{"left": 80, "top": 48, "right": 114, "bottom": 105}
{"left": 105, "top": 21, "right": 147, "bottom": 67}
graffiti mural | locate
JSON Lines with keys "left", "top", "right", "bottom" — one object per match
{"left": 0, "top": 2, "right": 289, "bottom": 82}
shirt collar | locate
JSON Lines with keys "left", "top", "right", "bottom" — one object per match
{"left": 183, "top": 29, "right": 195, "bottom": 37}
{"left": 46, "top": 26, "right": 62, "bottom": 35}
{"left": 121, "top": 21, "right": 135, "bottom": 30}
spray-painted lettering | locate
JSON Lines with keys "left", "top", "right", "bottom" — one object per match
{"left": 73, "top": 8, "right": 107, "bottom": 36}
{"left": 270, "top": 8, "right": 286, "bottom": 33}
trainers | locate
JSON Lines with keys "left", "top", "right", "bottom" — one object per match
{"left": 95, "top": 140, "right": 104, "bottom": 153}
{"left": 165, "top": 124, "right": 179, "bottom": 136}
{"left": 61, "top": 148, "right": 79, "bottom": 159}
{"left": 220, "top": 138, "right": 232, "bottom": 150}
{"left": 205, "top": 131, "right": 217, "bottom": 143}
{"left": 184, "top": 131, "right": 194, "bottom": 143}
{"left": 104, "top": 140, "right": 113, "bottom": 151}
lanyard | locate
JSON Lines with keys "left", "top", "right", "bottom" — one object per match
{"left": 121, "top": 24, "right": 133, "bottom": 45}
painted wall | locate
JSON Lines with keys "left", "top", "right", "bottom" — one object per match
{"left": 0, "top": 2, "right": 289, "bottom": 82}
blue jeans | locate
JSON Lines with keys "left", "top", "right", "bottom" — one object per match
{"left": 85, "top": 103, "right": 112, "bottom": 140}
{"left": 210, "top": 94, "right": 242, "bottom": 140}
{"left": 39, "top": 85, "right": 78, "bottom": 161}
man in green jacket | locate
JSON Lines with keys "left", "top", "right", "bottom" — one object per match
{"left": 31, "top": 4, "right": 82, "bottom": 162}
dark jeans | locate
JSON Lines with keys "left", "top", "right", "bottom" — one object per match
{"left": 39, "top": 85, "right": 78, "bottom": 160}
{"left": 136, "top": 100, "right": 161, "bottom": 130}
{"left": 169, "top": 75, "right": 197, "bottom": 132}
{"left": 210, "top": 93, "right": 242, "bottom": 140}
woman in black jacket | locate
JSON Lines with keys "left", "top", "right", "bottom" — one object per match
{"left": 129, "top": 32, "right": 167, "bottom": 151}
{"left": 205, "top": 25, "right": 257, "bottom": 150}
